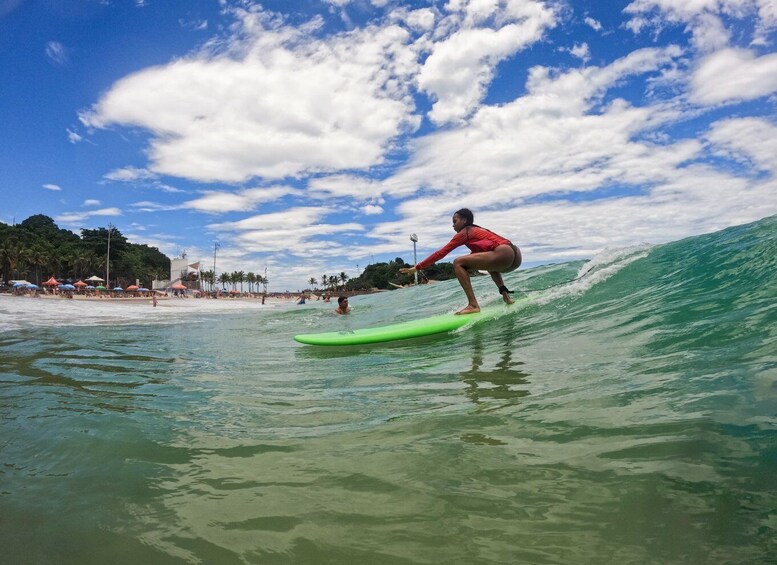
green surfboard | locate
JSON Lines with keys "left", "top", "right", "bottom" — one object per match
{"left": 294, "top": 304, "right": 516, "bottom": 346}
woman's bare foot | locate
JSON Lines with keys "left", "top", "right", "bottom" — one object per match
{"left": 502, "top": 291, "right": 514, "bottom": 305}
{"left": 456, "top": 304, "right": 480, "bottom": 315}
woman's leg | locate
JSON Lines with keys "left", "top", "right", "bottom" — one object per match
{"left": 490, "top": 272, "right": 515, "bottom": 305}
{"left": 452, "top": 245, "right": 515, "bottom": 314}
{"left": 453, "top": 257, "right": 480, "bottom": 314}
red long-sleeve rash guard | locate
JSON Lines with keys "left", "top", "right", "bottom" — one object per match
{"left": 415, "top": 226, "right": 511, "bottom": 270}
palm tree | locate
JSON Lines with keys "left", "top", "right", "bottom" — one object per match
{"left": 28, "top": 243, "right": 51, "bottom": 285}
{"left": 0, "top": 239, "right": 28, "bottom": 281}
{"left": 321, "top": 273, "right": 327, "bottom": 291}
{"left": 339, "top": 272, "right": 348, "bottom": 289}
{"left": 82, "top": 251, "right": 100, "bottom": 279}
{"left": 236, "top": 270, "right": 245, "bottom": 292}
{"left": 309, "top": 277, "right": 317, "bottom": 290}
{"left": 70, "top": 248, "right": 92, "bottom": 279}
{"left": 218, "top": 272, "right": 230, "bottom": 290}
{"left": 0, "top": 238, "right": 20, "bottom": 283}
{"left": 200, "top": 269, "right": 214, "bottom": 291}
{"left": 246, "top": 272, "right": 256, "bottom": 293}
{"left": 328, "top": 275, "right": 338, "bottom": 291}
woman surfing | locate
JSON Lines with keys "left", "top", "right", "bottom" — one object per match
{"left": 400, "top": 208, "right": 521, "bottom": 315}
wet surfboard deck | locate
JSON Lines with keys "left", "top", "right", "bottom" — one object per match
{"left": 293, "top": 303, "right": 520, "bottom": 346}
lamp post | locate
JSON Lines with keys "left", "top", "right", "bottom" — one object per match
{"left": 410, "top": 233, "right": 418, "bottom": 286}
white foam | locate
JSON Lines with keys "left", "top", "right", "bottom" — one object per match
{"left": 0, "top": 295, "right": 287, "bottom": 333}
{"left": 536, "top": 245, "right": 653, "bottom": 304}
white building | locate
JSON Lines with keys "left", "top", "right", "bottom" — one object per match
{"left": 152, "top": 251, "right": 202, "bottom": 290}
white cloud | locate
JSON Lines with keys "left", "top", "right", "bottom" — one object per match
{"left": 180, "top": 186, "right": 297, "bottom": 214}
{"left": 309, "top": 175, "right": 384, "bottom": 199}
{"left": 687, "top": 12, "right": 730, "bottom": 52}
{"left": 45, "top": 41, "right": 68, "bottom": 65}
{"left": 83, "top": 199, "right": 101, "bottom": 207}
{"left": 80, "top": 7, "right": 421, "bottom": 184}
{"left": 624, "top": 0, "right": 776, "bottom": 48}
{"left": 66, "top": 128, "right": 83, "bottom": 143}
{"left": 42, "top": 183, "right": 62, "bottom": 191}
{"left": 386, "top": 46, "right": 687, "bottom": 204}
{"left": 104, "top": 167, "right": 158, "bottom": 182}
{"left": 131, "top": 201, "right": 177, "bottom": 212}
{"left": 179, "top": 18, "right": 208, "bottom": 31}
{"left": 418, "top": 0, "right": 558, "bottom": 124}
{"left": 55, "top": 207, "right": 122, "bottom": 224}
{"left": 394, "top": 7, "right": 436, "bottom": 32}
{"left": 361, "top": 204, "right": 384, "bottom": 215}
{"left": 584, "top": 16, "right": 602, "bottom": 31}
{"left": 691, "top": 48, "right": 777, "bottom": 105}
{"left": 569, "top": 42, "right": 590, "bottom": 61}
{"left": 208, "top": 207, "right": 364, "bottom": 259}
{"left": 706, "top": 117, "right": 777, "bottom": 173}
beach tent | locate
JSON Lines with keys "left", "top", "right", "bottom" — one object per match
{"left": 85, "top": 276, "right": 104, "bottom": 282}
{"left": 43, "top": 277, "right": 60, "bottom": 286}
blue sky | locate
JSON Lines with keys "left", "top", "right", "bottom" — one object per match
{"left": 2, "top": 0, "right": 776, "bottom": 290}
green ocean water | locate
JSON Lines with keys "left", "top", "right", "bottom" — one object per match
{"left": 1, "top": 216, "right": 776, "bottom": 564}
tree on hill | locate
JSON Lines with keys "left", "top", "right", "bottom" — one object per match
{"left": 0, "top": 215, "right": 170, "bottom": 288}
{"left": 336, "top": 256, "right": 458, "bottom": 291}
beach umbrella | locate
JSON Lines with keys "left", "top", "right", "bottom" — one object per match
{"left": 86, "top": 285, "right": 95, "bottom": 290}
{"left": 28, "top": 284, "right": 38, "bottom": 289}
{"left": 138, "top": 288, "right": 149, "bottom": 292}
{"left": 113, "top": 287, "right": 123, "bottom": 292}
{"left": 12, "top": 282, "right": 27, "bottom": 288}
{"left": 43, "top": 277, "right": 60, "bottom": 286}
{"left": 95, "top": 285, "right": 106, "bottom": 290}
{"left": 10, "top": 279, "right": 33, "bottom": 287}
{"left": 61, "top": 284, "right": 76, "bottom": 290}
{"left": 125, "top": 285, "right": 139, "bottom": 291}
{"left": 171, "top": 283, "right": 186, "bottom": 290}
{"left": 85, "top": 275, "right": 104, "bottom": 282}
{"left": 73, "top": 281, "right": 88, "bottom": 287}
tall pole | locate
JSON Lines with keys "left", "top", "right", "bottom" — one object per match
{"left": 213, "top": 241, "right": 219, "bottom": 291}
{"left": 105, "top": 223, "right": 114, "bottom": 288}
{"left": 410, "top": 233, "right": 418, "bottom": 286}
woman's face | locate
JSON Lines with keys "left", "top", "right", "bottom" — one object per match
{"left": 452, "top": 213, "right": 467, "bottom": 232}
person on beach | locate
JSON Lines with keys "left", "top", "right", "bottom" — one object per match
{"left": 399, "top": 208, "right": 521, "bottom": 315}
{"left": 334, "top": 296, "right": 351, "bottom": 315}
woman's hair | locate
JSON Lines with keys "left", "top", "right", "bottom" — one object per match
{"left": 454, "top": 208, "right": 474, "bottom": 226}
{"left": 338, "top": 296, "right": 348, "bottom": 305}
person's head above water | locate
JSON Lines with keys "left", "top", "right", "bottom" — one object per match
{"left": 338, "top": 296, "right": 348, "bottom": 306}
{"left": 452, "top": 208, "right": 474, "bottom": 232}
